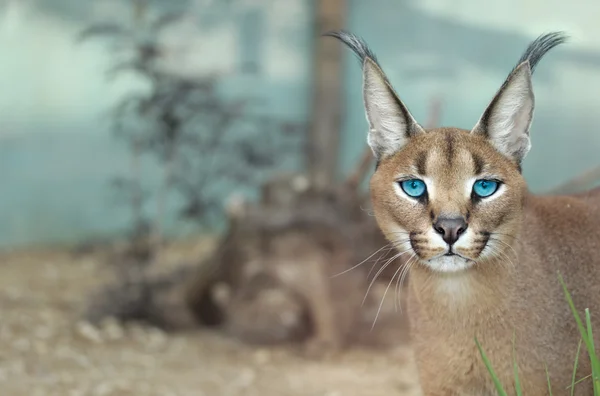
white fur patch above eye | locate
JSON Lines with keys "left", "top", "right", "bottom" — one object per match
{"left": 464, "top": 177, "right": 477, "bottom": 198}
{"left": 423, "top": 177, "right": 435, "bottom": 200}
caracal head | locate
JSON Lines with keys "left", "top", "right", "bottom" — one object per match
{"left": 326, "top": 30, "right": 567, "bottom": 273}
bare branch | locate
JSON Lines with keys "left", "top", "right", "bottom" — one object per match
{"left": 77, "top": 24, "right": 132, "bottom": 43}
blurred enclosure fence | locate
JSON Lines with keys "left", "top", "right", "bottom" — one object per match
{"left": 1, "top": 0, "right": 600, "bottom": 250}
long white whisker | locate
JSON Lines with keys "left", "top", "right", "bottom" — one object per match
{"left": 490, "top": 237, "right": 518, "bottom": 260}
{"left": 488, "top": 243, "right": 515, "bottom": 270}
{"left": 366, "top": 245, "right": 395, "bottom": 280}
{"left": 395, "top": 253, "right": 417, "bottom": 313}
{"left": 363, "top": 251, "right": 402, "bottom": 306}
{"left": 371, "top": 259, "right": 405, "bottom": 331}
{"left": 394, "top": 253, "right": 415, "bottom": 312}
{"left": 362, "top": 248, "right": 412, "bottom": 307}
{"left": 331, "top": 243, "right": 392, "bottom": 278}
{"left": 366, "top": 238, "right": 409, "bottom": 280}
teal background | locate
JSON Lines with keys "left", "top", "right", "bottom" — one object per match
{"left": 2, "top": 0, "right": 600, "bottom": 249}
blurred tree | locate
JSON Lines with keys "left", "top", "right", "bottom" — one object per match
{"left": 307, "top": 0, "right": 347, "bottom": 190}
{"left": 78, "top": 0, "right": 303, "bottom": 256}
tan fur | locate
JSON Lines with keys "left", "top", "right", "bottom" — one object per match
{"left": 370, "top": 127, "right": 600, "bottom": 395}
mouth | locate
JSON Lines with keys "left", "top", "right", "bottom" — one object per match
{"left": 426, "top": 251, "right": 475, "bottom": 273}
{"left": 431, "top": 247, "right": 469, "bottom": 262}
{"left": 443, "top": 246, "right": 462, "bottom": 258}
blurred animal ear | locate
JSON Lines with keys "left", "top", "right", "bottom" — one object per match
{"left": 471, "top": 32, "right": 567, "bottom": 167}
{"left": 471, "top": 61, "right": 534, "bottom": 164}
{"left": 362, "top": 58, "right": 425, "bottom": 160}
{"left": 324, "top": 30, "right": 424, "bottom": 161}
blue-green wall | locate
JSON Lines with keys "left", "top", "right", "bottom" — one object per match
{"left": 2, "top": 0, "right": 600, "bottom": 249}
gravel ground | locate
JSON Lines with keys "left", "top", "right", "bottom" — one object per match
{"left": 0, "top": 243, "right": 422, "bottom": 396}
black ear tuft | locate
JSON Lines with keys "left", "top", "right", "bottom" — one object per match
{"left": 323, "top": 29, "right": 425, "bottom": 160}
{"left": 323, "top": 30, "right": 381, "bottom": 67}
{"left": 515, "top": 32, "right": 568, "bottom": 73}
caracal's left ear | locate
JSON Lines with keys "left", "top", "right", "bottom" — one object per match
{"left": 471, "top": 32, "right": 568, "bottom": 167}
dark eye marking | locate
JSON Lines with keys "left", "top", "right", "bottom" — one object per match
{"left": 415, "top": 151, "right": 427, "bottom": 175}
{"left": 472, "top": 153, "right": 485, "bottom": 175}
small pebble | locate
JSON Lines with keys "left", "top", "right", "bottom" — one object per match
{"left": 75, "top": 321, "right": 103, "bottom": 344}
{"left": 100, "top": 318, "right": 125, "bottom": 341}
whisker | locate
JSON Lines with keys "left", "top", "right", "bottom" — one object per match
{"left": 365, "top": 238, "right": 410, "bottom": 280}
{"left": 489, "top": 237, "right": 518, "bottom": 260}
{"left": 331, "top": 243, "right": 391, "bottom": 278}
{"left": 488, "top": 239, "right": 516, "bottom": 265}
{"left": 362, "top": 248, "right": 412, "bottom": 307}
{"left": 386, "top": 231, "right": 411, "bottom": 236}
{"left": 371, "top": 259, "right": 405, "bottom": 331}
{"left": 363, "top": 250, "right": 403, "bottom": 306}
{"left": 489, "top": 232, "right": 517, "bottom": 240}
{"left": 395, "top": 253, "right": 417, "bottom": 313}
{"left": 366, "top": 245, "right": 396, "bottom": 280}
{"left": 487, "top": 243, "right": 515, "bottom": 270}
{"left": 394, "top": 254, "right": 414, "bottom": 312}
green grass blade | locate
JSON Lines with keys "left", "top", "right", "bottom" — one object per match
{"left": 585, "top": 309, "right": 600, "bottom": 395}
{"left": 545, "top": 363, "right": 553, "bottom": 395}
{"left": 559, "top": 274, "right": 598, "bottom": 360}
{"left": 475, "top": 337, "right": 508, "bottom": 396}
{"left": 588, "top": 309, "right": 597, "bottom": 354}
{"left": 559, "top": 273, "right": 589, "bottom": 344}
{"left": 513, "top": 330, "right": 522, "bottom": 396}
{"left": 558, "top": 273, "right": 600, "bottom": 391}
{"left": 570, "top": 338, "right": 582, "bottom": 396}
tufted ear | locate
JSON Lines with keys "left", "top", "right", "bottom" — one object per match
{"left": 472, "top": 61, "right": 534, "bottom": 164}
{"left": 472, "top": 32, "right": 567, "bottom": 167}
{"left": 325, "top": 30, "right": 424, "bottom": 161}
{"left": 362, "top": 57, "right": 425, "bottom": 160}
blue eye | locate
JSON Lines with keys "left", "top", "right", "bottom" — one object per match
{"left": 400, "top": 179, "right": 427, "bottom": 198}
{"left": 473, "top": 179, "right": 499, "bottom": 198}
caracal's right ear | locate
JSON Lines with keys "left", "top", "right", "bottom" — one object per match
{"left": 471, "top": 32, "right": 568, "bottom": 169}
{"left": 324, "top": 30, "right": 425, "bottom": 162}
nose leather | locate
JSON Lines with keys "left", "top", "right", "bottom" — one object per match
{"left": 433, "top": 217, "right": 467, "bottom": 245}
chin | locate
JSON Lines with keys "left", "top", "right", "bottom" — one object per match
{"left": 423, "top": 255, "right": 474, "bottom": 273}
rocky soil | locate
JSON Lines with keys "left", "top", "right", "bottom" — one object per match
{"left": 0, "top": 242, "right": 422, "bottom": 396}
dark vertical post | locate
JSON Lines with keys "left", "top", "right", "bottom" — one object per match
{"left": 307, "top": 0, "right": 347, "bottom": 191}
